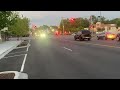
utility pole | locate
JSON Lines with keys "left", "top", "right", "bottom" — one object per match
{"left": 100, "top": 11, "right": 101, "bottom": 22}
{"left": 62, "top": 17, "right": 64, "bottom": 35}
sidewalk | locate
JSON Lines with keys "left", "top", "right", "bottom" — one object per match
{"left": 0, "top": 41, "right": 21, "bottom": 60}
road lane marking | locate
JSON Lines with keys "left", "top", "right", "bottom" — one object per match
{"left": 15, "top": 41, "right": 31, "bottom": 49}
{"left": 63, "top": 47, "right": 72, "bottom": 51}
{"left": 15, "top": 46, "right": 28, "bottom": 49}
{"left": 20, "top": 54, "right": 27, "bottom": 72}
{"left": 79, "top": 42, "right": 120, "bottom": 49}
{"left": 3, "top": 54, "right": 25, "bottom": 59}
{"left": 29, "top": 39, "right": 31, "bottom": 43}
{"left": 26, "top": 43, "right": 30, "bottom": 52}
{"left": 8, "top": 51, "right": 27, "bottom": 55}
{"left": 26, "top": 45, "right": 29, "bottom": 52}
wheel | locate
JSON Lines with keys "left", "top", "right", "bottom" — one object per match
{"left": 97, "top": 37, "right": 100, "bottom": 40}
{"left": 116, "top": 37, "right": 120, "bottom": 41}
{"left": 88, "top": 38, "right": 91, "bottom": 41}
{"left": 74, "top": 38, "right": 77, "bottom": 41}
{"left": 104, "top": 37, "right": 107, "bottom": 40}
{"left": 79, "top": 37, "right": 82, "bottom": 41}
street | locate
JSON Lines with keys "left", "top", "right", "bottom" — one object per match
{"left": 1, "top": 35, "right": 120, "bottom": 79}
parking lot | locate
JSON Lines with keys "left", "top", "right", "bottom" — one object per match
{"left": 0, "top": 39, "right": 31, "bottom": 73}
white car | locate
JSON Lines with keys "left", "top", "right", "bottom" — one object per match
{"left": 71, "top": 33, "right": 76, "bottom": 36}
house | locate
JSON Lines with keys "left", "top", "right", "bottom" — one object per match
{"left": 90, "top": 22, "right": 118, "bottom": 33}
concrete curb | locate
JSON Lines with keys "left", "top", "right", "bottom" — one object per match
{"left": 0, "top": 71, "right": 28, "bottom": 79}
{"left": 0, "top": 41, "right": 22, "bottom": 60}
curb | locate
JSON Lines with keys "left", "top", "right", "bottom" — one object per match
{"left": 0, "top": 41, "right": 22, "bottom": 60}
{"left": 0, "top": 71, "right": 28, "bottom": 79}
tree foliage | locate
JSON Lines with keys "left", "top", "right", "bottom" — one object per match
{"left": 9, "top": 17, "right": 30, "bottom": 37}
{"left": 0, "top": 11, "right": 18, "bottom": 30}
{"left": 59, "top": 18, "right": 90, "bottom": 32}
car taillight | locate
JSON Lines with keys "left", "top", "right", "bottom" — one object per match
{"left": 107, "top": 34, "right": 115, "bottom": 38}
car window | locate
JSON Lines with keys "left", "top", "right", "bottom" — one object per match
{"left": 81, "top": 30, "right": 91, "bottom": 34}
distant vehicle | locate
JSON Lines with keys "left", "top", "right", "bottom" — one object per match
{"left": 74, "top": 30, "right": 92, "bottom": 41}
{"left": 97, "top": 32, "right": 116, "bottom": 40}
{"left": 72, "top": 33, "right": 76, "bottom": 36}
{"left": 116, "top": 33, "right": 120, "bottom": 41}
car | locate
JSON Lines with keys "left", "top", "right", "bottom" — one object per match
{"left": 116, "top": 33, "right": 120, "bottom": 41}
{"left": 74, "top": 30, "right": 92, "bottom": 41}
{"left": 97, "top": 32, "right": 116, "bottom": 40}
{"left": 72, "top": 33, "right": 76, "bottom": 36}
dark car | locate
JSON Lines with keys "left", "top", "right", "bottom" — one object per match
{"left": 116, "top": 33, "right": 120, "bottom": 41}
{"left": 74, "top": 30, "right": 91, "bottom": 41}
{"left": 97, "top": 32, "right": 116, "bottom": 40}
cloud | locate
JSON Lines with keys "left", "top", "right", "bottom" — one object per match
{"left": 19, "top": 11, "right": 50, "bottom": 20}
{"left": 19, "top": 11, "right": 120, "bottom": 26}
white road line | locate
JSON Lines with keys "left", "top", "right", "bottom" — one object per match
{"left": 3, "top": 54, "right": 25, "bottom": 59}
{"left": 26, "top": 45, "right": 29, "bottom": 52}
{"left": 8, "top": 51, "right": 26, "bottom": 55}
{"left": 63, "top": 47, "right": 72, "bottom": 51}
{"left": 29, "top": 39, "right": 31, "bottom": 43}
{"left": 15, "top": 46, "right": 27, "bottom": 49}
{"left": 20, "top": 54, "right": 27, "bottom": 72}
{"left": 26, "top": 43, "right": 30, "bottom": 52}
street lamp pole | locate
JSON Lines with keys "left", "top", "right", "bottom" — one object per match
{"left": 100, "top": 11, "right": 101, "bottom": 22}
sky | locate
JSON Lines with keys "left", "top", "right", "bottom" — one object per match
{"left": 19, "top": 11, "right": 120, "bottom": 27}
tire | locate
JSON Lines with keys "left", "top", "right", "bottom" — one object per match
{"left": 104, "top": 37, "right": 107, "bottom": 40}
{"left": 74, "top": 38, "right": 76, "bottom": 41}
{"left": 116, "top": 37, "right": 120, "bottom": 41}
{"left": 88, "top": 38, "right": 91, "bottom": 41}
{"left": 97, "top": 37, "right": 100, "bottom": 40}
{"left": 79, "top": 37, "right": 82, "bottom": 41}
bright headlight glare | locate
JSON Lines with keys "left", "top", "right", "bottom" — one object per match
{"left": 40, "top": 33, "right": 46, "bottom": 37}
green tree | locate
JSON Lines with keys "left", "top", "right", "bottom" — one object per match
{"left": 0, "top": 11, "right": 18, "bottom": 30}
{"left": 0, "top": 11, "right": 19, "bottom": 41}
{"left": 110, "top": 18, "right": 120, "bottom": 27}
{"left": 59, "top": 17, "right": 90, "bottom": 32}
{"left": 9, "top": 17, "right": 30, "bottom": 40}
{"left": 91, "top": 15, "right": 98, "bottom": 24}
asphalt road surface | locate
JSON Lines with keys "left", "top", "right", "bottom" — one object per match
{"left": 1, "top": 35, "right": 120, "bottom": 79}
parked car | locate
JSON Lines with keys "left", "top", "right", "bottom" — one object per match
{"left": 116, "top": 33, "right": 120, "bottom": 41}
{"left": 74, "top": 30, "right": 92, "bottom": 41}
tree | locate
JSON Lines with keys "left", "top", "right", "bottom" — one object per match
{"left": 9, "top": 16, "right": 30, "bottom": 40}
{"left": 0, "top": 11, "right": 19, "bottom": 41}
{"left": 110, "top": 18, "right": 120, "bottom": 27}
{"left": 50, "top": 26, "right": 58, "bottom": 29}
{"left": 90, "top": 15, "right": 98, "bottom": 24}
{"left": 59, "top": 17, "right": 90, "bottom": 32}
{"left": 0, "top": 11, "right": 18, "bottom": 30}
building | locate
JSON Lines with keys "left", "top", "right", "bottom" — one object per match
{"left": 90, "top": 22, "right": 118, "bottom": 33}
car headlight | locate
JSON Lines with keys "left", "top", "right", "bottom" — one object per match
{"left": 40, "top": 33, "right": 46, "bottom": 38}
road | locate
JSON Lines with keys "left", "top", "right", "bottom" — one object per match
{"left": 1, "top": 35, "right": 120, "bottom": 79}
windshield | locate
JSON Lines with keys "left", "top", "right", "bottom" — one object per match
{"left": 81, "top": 30, "right": 91, "bottom": 34}
{"left": 1, "top": 11, "right": 120, "bottom": 79}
